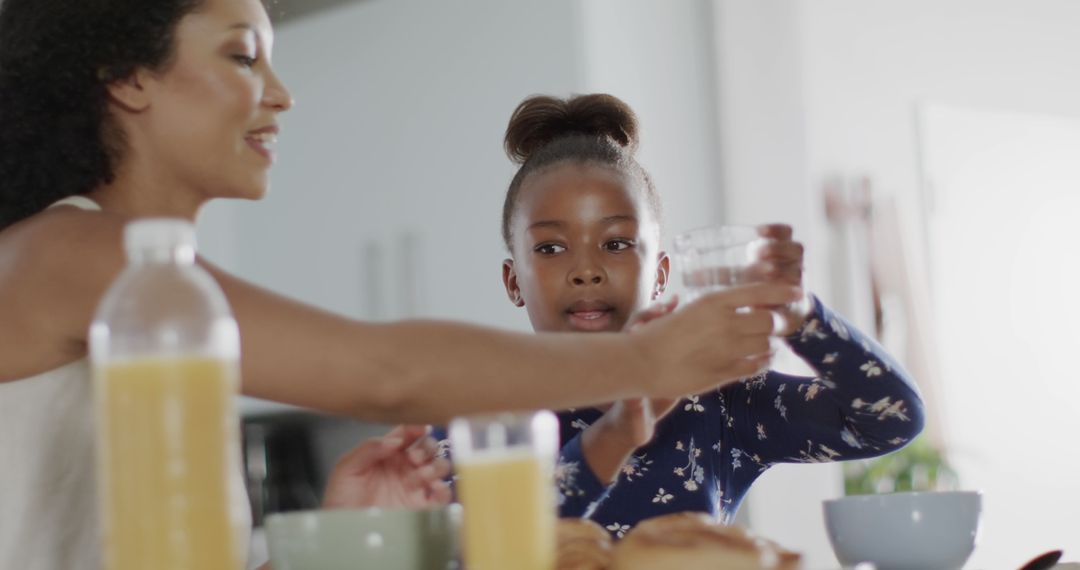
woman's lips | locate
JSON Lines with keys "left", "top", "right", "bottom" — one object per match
{"left": 245, "top": 126, "right": 278, "bottom": 162}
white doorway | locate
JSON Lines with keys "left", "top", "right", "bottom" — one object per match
{"left": 919, "top": 104, "right": 1080, "bottom": 568}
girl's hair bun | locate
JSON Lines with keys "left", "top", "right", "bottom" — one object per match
{"left": 504, "top": 93, "right": 639, "bottom": 164}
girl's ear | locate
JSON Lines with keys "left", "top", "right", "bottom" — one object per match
{"left": 502, "top": 259, "right": 525, "bottom": 307}
{"left": 653, "top": 251, "right": 670, "bottom": 300}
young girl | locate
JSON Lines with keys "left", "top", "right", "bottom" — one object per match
{"left": 492, "top": 93, "right": 925, "bottom": 535}
{"left": 0, "top": 0, "right": 801, "bottom": 568}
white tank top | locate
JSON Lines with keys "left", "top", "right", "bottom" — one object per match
{"left": 0, "top": 197, "right": 257, "bottom": 570}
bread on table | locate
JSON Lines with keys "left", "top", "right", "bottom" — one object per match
{"left": 610, "top": 512, "right": 802, "bottom": 570}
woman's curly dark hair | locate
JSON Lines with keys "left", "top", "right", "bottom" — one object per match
{"left": 0, "top": 0, "right": 204, "bottom": 230}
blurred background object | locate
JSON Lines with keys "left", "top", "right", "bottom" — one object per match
{"left": 843, "top": 435, "right": 959, "bottom": 497}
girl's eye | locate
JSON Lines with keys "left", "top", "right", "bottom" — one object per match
{"left": 535, "top": 243, "right": 567, "bottom": 255}
{"left": 604, "top": 239, "right": 634, "bottom": 252}
{"left": 233, "top": 55, "right": 258, "bottom": 68}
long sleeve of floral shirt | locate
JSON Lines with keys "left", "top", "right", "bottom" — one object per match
{"left": 552, "top": 295, "right": 925, "bottom": 537}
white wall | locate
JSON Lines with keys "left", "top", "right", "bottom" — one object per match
{"left": 713, "top": 1, "right": 813, "bottom": 229}
{"left": 921, "top": 104, "right": 1080, "bottom": 569}
{"left": 800, "top": 0, "right": 1080, "bottom": 195}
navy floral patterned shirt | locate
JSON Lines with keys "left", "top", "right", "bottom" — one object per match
{"left": 437, "top": 296, "right": 924, "bottom": 537}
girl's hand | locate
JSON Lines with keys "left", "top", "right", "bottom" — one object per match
{"left": 755, "top": 224, "right": 813, "bottom": 336}
{"left": 598, "top": 397, "right": 679, "bottom": 449}
{"left": 614, "top": 298, "right": 681, "bottom": 446}
{"left": 579, "top": 299, "right": 681, "bottom": 485}
{"left": 321, "top": 425, "right": 452, "bottom": 509}
{"left": 582, "top": 392, "right": 679, "bottom": 487}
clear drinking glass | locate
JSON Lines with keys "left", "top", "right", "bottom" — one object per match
{"left": 672, "top": 225, "right": 767, "bottom": 302}
{"left": 449, "top": 411, "right": 559, "bottom": 570}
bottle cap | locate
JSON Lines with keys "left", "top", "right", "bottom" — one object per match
{"left": 124, "top": 218, "right": 197, "bottom": 258}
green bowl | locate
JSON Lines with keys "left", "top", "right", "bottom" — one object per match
{"left": 265, "top": 505, "right": 460, "bottom": 570}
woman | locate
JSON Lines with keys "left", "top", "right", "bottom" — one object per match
{"left": 0, "top": 0, "right": 801, "bottom": 568}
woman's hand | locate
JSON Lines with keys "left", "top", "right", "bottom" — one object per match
{"left": 321, "top": 425, "right": 451, "bottom": 509}
{"left": 630, "top": 282, "right": 801, "bottom": 398}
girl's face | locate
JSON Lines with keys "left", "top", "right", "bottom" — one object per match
{"left": 503, "top": 163, "right": 668, "bottom": 333}
{"left": 119, "top": 0, "right": 292, "bottom": 202}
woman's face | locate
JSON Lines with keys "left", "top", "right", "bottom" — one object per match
{"left": 130, "top": 0, "right": 292, "bottom": 202}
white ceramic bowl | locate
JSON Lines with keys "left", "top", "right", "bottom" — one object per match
{"left": 266, "top": 505, "right": 460, "bottom": 570}
{"left": 823, "top": 491, "right": 982, "bottom": 570}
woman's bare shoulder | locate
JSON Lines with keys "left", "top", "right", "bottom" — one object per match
{"left": 0, "top": 208, "right": 127, "bottom": 380}
{"left": 0, "top": 207, "right": 127, "bottom": 283}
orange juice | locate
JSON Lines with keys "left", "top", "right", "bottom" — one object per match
{"left": 456, "top": 448, "right": 556, "bottom": 570}
{"left": 95, "top": 357, "right": 246, "bottom": 570}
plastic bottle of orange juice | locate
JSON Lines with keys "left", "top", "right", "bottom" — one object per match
{"left": 89, "top": 219, "right": 249, "bottom": 570}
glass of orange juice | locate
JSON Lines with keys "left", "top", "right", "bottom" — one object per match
{"left": 449, "top": 411, "right": 559, "bottom": 570}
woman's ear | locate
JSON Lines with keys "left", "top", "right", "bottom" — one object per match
{"left": 502, "top": 259, "right": 525, "bottom": 307}
{"left": 653, "top": 251, "right": 670, "bottom": 300}
{"left": 105, "top": 68, "right": 154, "bottom": 112}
